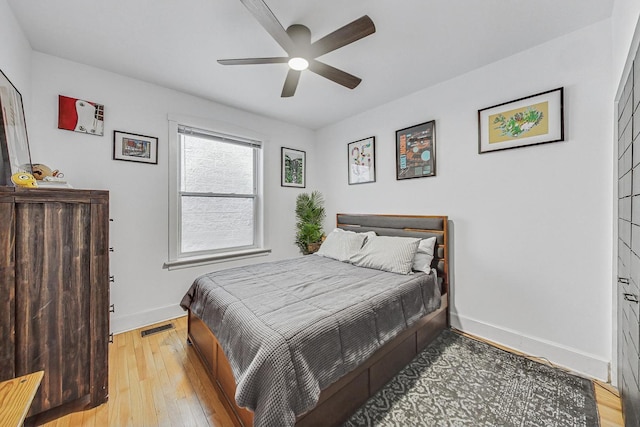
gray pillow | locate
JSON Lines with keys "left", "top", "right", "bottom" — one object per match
{"left": 412, "top": 236, "right": 437, "bottom": 273}
{"left": 350, "top": 235, "right": 421, "bottom": 274}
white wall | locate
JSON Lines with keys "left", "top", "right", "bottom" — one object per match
{"left": 0, "top": 0, "right": 32, "bottom": 108}
{"left": 27, "top": 52, "right": 315, "bottom": 333}
{"left": 316, "top": 20, "right": 613, "bottom": 380}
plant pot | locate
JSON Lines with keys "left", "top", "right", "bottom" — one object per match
{"left": 307, "top": 242, "right": 322, "bottom": 254}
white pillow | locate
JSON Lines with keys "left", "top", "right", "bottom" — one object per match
{"left": 350, "top": 235, "right": 421, "bottom": 274}
{"left": 316, "top": 228, "right": 369, "bottom": 262}
{"left": 412, "top": 236, "right": 437, "bottom": 273}
{"left": 362, "top": 230, "right": 377, "bottom": 241}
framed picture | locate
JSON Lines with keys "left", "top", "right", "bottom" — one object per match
{"left": 113, "top": 130, "right": 158, "bottom": 164}
{"left": 396, "top": 120, "right": 436, "bottom": 180}
{"left": 348, "top": 136, "right": 376, "bottom": 184}
{"left": 281, "top": 147, "right": 305, "bottom": 187}
{"left": 58, "top": 95, "right": 105, "bottom": 136}
{"left": 0, "top": 69, "right": 32, "bottom": 186}
{"left": 478, "top": 87, "right": 564, "bottom": 154}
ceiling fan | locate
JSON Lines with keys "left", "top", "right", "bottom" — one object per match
{"left": 218, "top": 0, "right": 376, "bottom": 97}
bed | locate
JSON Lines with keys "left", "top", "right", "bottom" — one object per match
{"left": 181, "top": 213, "right": 449, "bottom": 426}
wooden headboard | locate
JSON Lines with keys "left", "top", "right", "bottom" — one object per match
{"left": 336, "top": 213, "right": 449, "bottom": 295}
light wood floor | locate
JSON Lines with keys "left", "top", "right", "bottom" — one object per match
{"left": 40, "top": 316, "right": 624, "bottom": 426}
{"left": 41, "top": 315, "right": 234, "bottom": 427}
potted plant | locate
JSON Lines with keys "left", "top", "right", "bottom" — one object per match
{"left": 295, "top": 191, "right": 326, "bottom": 254}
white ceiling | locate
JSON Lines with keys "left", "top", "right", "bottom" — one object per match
{"left": 8, "top": 0, "right": 613, "bottom": 130}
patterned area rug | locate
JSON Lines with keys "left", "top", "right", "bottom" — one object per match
{"left": 344, "top": 330, "right": 599, "bottom": 427}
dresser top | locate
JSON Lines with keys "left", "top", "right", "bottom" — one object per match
{"left": 0, "top": 186, "right": 109, "bottom": 203}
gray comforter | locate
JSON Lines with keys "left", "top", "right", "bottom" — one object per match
{"left": 180, "top": 255, "right": 441, "bottom": 427}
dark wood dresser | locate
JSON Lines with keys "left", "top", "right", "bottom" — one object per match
{"left": 0, "top": 187, "right": 110, "bottom": 423}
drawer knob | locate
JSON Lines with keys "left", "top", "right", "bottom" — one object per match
{"left": 624, "top": 293, "right": 639, "bottom": 303}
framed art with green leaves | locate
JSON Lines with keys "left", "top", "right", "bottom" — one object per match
{"left": 478, "top": 87, "right": 564, "bottom": 154}
{"left": 281, "top": 147, "right": 305, "bottom": 188}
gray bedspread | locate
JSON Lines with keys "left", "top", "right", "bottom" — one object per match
{"left": 180, "top": 255, "right": 441, "bottom": 427}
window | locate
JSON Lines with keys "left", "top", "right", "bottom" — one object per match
{"left": 166, "top": 119, "right": 269, "bottom": 269}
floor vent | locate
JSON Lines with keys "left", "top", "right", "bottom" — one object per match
{"left": 141, "top": 323, "right": 174, "bottom": 337}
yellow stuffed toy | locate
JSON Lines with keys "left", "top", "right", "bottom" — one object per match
{"left": 11, "top": 172, "right": 38, "bottom": 188}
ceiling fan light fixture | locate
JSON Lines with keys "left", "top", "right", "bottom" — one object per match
{"left": 288, "top": 57, "right": 309, "bottom": 71}
{"left": 218, "top": 1, "right": 375, "bottom": 97}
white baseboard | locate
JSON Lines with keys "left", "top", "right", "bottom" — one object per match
{"left": 450, "top": 312, "right": 610, "bottom": 381}
{"left": 111, "top": 304, "right": 186, "bottom": 334}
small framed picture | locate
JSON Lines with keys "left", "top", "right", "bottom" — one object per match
{"left": 113, "top": 130, "right": 158, "bottom": 164}
{"left": 58, "top": 95, "right": 105, "bottom": 136}
{"left": 396, "top": 120, "right": 436, "bottom": 180}
{"left": 348, "top": 136, "right": 375, "bottom": 184}
{"left": 478, "top": 87, "right": 564, "bottom": 154}
{"left": 281, "top": 147, "right": 306, "bottom": 188}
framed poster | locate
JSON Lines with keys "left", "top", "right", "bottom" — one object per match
{"left": 478, "top": 87, "right": 564, "bottom": 154}
{"left": 58, "top": 95, "right": 105, "bottom": 136}
{"left": 281, "top": 147, "right": 305, "bottom": 187}
{"left": 0, "top": 69, "right": 32, "bottom": 186}
{"left": 396, "top": 120, "right": 436, "bottom": 180}
{"left": 113, "top": 130, "right": 158, "bottom": 164}
{"left": 348, "top": 136, "right": 375, "bottom": 184}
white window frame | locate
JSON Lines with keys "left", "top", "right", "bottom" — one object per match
{"left": 165, "top": 115, "right": 270, "bottom": 270}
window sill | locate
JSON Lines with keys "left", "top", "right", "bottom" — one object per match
{"left": 163, "top": 248, "right": 272, "bottom": 270}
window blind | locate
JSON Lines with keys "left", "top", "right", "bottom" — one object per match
{"left": 177, "top": 125, "right": 262, "bottom": 148}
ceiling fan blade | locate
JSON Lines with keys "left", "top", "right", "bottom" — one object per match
{"left": 308, "top": 60, "right": 361, "bottom": 89}
{"left": 281, "top": 69, "right": 301, "bottom": 97}
{"left": 218, "top": 57, "right": 289, "bottom": 65}
{"left": 310, "top": 15, "right": 375, "bottom": 58}
{"left": 239, "top": 0, "right": 296, "bottom": 54}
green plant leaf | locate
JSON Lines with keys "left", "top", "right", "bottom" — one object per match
{"left": 295, "top": 191, "right": 326, "bottom": 254}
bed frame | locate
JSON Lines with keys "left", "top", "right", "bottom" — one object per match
{"left": 187, "top": 214, "right": 449, "bottom": 426}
